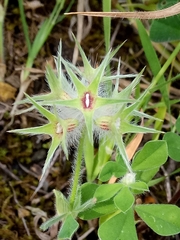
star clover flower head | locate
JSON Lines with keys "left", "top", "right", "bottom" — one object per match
{"left": 10, "top": 39, "right": 162, "bottom": 180}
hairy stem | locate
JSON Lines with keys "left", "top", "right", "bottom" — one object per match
{"left": 69, "top": 132, "right": 84, "bottom": 207}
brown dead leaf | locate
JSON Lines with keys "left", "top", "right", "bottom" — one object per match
{"left": 24, "top": 0, "right": 44, "bottom": 10}
{"left": 0, "top": 82, "right": 16, "bottom": 101}
{"left": 126, "top": 132, "right": 143, "bottom": 160}
{"left": 0, "top": 63, "right": 6, "bottom": 81}
{"left": 18, "top": 208, "right": 30, "bottom": 218}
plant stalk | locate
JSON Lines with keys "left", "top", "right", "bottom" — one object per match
{"left": 69, "top": 132, "right": 84, "bottom": 207}
{"left": 17, "top": 0, "right": 31, "bottom": 53}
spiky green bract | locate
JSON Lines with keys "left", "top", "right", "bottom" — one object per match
{"left": 16, "top": 42, "right": 75, "bottom": 106}
{"left": 16, "top": 40, "right": 137, "bottom": 147}
{"left": 40, "top": 46, "right": 134, "bottom": 144}
{"left": 9, "top": 93, "right": 79, "bottom": 180}
{"left": 95, "top": 69, "right": 162, "bottom": 174}
{"left": 11, "top": 39, "right": 161, "bottom": 180}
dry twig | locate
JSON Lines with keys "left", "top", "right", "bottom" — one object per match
{"left": 65, "top": 2, "right": 180, "bottom": 19}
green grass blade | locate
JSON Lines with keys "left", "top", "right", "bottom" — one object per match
{"left": 102, "top": 0, "right": 111, "bottom": 52}
{"left": 21, "top": 0, "right": 65, "bottom": 82}
{"left": 17, "top": 0, "right": 31, "bottom": 52}
{"left": 136, "top": 19, "right": 169, "bottom": 108}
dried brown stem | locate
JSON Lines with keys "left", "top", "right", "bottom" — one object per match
{"left": 65, "top": 2, "right": 180, "bottom": 19}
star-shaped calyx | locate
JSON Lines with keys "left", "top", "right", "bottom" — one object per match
{"left": 9, "top": 94, "right": 79, "bottom": 180}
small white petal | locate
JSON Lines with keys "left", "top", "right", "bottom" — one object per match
{"left": 85, "top": 93, "right": 90, "bottom": 108}
{"left": 56, "top": 123, "right": 62, "bottom": 134}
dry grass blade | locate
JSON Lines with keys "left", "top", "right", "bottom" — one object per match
{"left": 65, "top": 2, "right": 180, "bottom": 19}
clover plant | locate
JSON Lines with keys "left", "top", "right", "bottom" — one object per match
{"left": 9, "top": 39, "right": 180, "bottom": 239}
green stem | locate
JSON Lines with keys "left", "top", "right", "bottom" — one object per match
{"left": 102, "top": 0, "right": 111, "bottom": 53}
{"left": 69, "top": 132, "right": 84, "bottom": 207}
{"left": 144, "top": 41, "right": 180, "bottom": 103}
{"left": 21, "top": 0, "right": 65, "bottom": 82}
{"left": 135, "top": 41, "right": 180, "bottom": 112}
{"left": 116, "top": 134, "right": 133, "bottom": 174}
{"left": 18, "top": 0, "right": 31, "bottom": 53}
{"left": 152, "top": 42, "right": 180, "bottom": 87}
{"left": 56, "top": 0, "right": 75, "bottom": 23}
{"left": 102, "top": 0, "right": 111, "bottom": 96}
